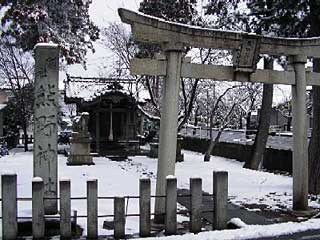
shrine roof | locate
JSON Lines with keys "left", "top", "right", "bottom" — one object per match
{"left": 0, "top": 104, "right": 6, "bottom": 111}
{"left": 64, "top": 75, "right": 159, "bottom": 120}
{"left": 64, "top": 76, "right": 138, "bottom": 103}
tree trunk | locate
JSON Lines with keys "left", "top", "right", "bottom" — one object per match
{"left": 308, "top": 59, "right": 320, "bottom": 194}
{"left": 209, "top": 114, "right": 213, "bottom": 139}
{"left": 23, "top": 125, "right": 28, "bottom": 152}
{"left": 204, "top": 103, "right": 236, "bottom": 161}
{"left": 244, "top": 58, "right": 273, "bottom": 170}
{"left": 246, "top": 112, "right": 251, "bottom": 131}
{"left": 287, "top": 117, "right": 291, "bottom": 131}
{"left": 204, "top": 128, "right": 223, "bottom": 161}
{"left": 308, "top": 0, "right": 320, "bottom": 194}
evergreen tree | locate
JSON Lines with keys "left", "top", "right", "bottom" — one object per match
{"left": 138, "top": 0, "right": 199, "bottom": 58}
{"left": 139, "top": 0, "right": 198, "bottom": 24}
{"left": 3, "top": 83, "right": 34, "bottom": 150}
{"left": 206, "top": 0, "right": 310, "bottom": 36}
{"left": 0, "top": 0, "right": 99, "bottom": 65}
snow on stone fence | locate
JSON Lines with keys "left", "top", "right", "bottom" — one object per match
{"left": 0, "top": 172, "right": 228, "bottom": 239}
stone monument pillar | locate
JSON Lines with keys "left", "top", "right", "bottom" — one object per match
{"left": 154, "top": 43, "right": 183, "bottom": 223}
{"left": 33, "top": 44, "right": 59, "bottom": 214}
{"left": 68, "top": 112, "right": 94, "bottom": 165}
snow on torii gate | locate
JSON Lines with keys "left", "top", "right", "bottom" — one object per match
{"left": 119, "top": 8, "right": 320, "bottom": 218}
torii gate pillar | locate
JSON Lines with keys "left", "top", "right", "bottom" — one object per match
{"left": 291, "top": 55, "right": 308, "bottom": 210}
{"left": 154, "top": 44, "right": 183, "bottom": 222}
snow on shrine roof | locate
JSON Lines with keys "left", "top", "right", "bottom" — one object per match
{"left": 34, "top": 43, "right": 59, "bottom": 49}
{"left": 65, "top": 76, "right": 137, "bottom": 102}
{"left": 64, "top": 75, "right": 160, "bottom": 120}
{"left": 0, "top": 82, "right": 11, "bottom": 90}
{"left": 0, "top": 104, "right": 7, "bottom": 111}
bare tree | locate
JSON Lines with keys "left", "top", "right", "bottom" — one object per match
{"left": 102, "top": 23, "right": 145, "bottom": 99}
{"left": 103, "top": 22, "right": 230, "bottom": 130}
{"left": 0, "top": 39, "right": 34, "bottom": 151}
{"left": 177, "top": 48, "right": 230, "bottom": 130}
{"left": 203, "top": 84, "right": 246, "bottom": 161}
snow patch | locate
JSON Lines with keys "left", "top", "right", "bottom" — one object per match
{"left": 34, "top": 43, "right": 59, "bottom": 48}
{"left": 1, "top": 149, "right": 320, "bottom": 237}
{"left": 0, "top": 170, "right": 16, "bottom": 175}
{"left": 33, "top": 177, "right": 43, "bottom": 182}
{"left": 166, "top": 175, "right": 176, "bottom": 179}
{"left": 228, "top": 218, "right": 247, "bottom": 228}
{"left": 134, "top": 219, "right": 320, "bottom": 240}
{"left": 59, "top": 177, "right": 71, "bottom": 182}
{"left": 140, "top": 176, "right": 151, "bottom": 180}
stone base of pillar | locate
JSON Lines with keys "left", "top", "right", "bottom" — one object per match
{"left": 289, "top": 208, "right": 318, "bottom": 217}
{"left": 67, "top": 154, "right": 94, "bottom": 166}
{"left": 148, "top": 141, "right": 184, "bottom": 162}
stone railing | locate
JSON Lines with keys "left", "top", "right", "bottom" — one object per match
{"left": 1, "top": 172, "right": 228, "bottom": 239}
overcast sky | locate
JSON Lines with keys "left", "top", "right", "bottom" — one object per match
{"left": 90, "top": 0, "right": 141, "bottom": 25}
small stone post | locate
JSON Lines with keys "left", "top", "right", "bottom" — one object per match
{"left": 190, "top": 177, "right": 202, "bottom": 233}
{"left": 213, "top": 171, "right": 228, "bottom": 230}
{"left": 32, "top": 177, "right": 45, "bottom": 239}
{"left": 2, "top": 174, "right": 18, "bottom": 239}
{"left": 87, "top": 179, "right": 98, "bottom": 239}
{"left": 114, "top": 197, "right": 125, "bottom": 239}
{"left": 291, "top": 55, "right": 308, "bottom": 210}
{"left": 165, "top": 176, "right": 177, "bottom": 235}
{"left": 33, "top": 44, "right": 59, "bottom": 214}
{"left": 60, "top": 179, "right": 71, "bottom": 238}
{"left": 139, "top": 178, "right": 151, "bottom": 237}
{"left": 155, "top": 44, "right": 183, "bottom": 222}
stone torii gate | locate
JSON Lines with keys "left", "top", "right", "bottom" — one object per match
{"left": 119, "top": 8, "right": 320, "bottom": 220}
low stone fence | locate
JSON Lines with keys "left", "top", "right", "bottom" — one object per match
{"left": 181, "top": 137, "right": 292, "bottom": 173}
{"left": 1, "top": 172, "right": 228, "bottom": 239}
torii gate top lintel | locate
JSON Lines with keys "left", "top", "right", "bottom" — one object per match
{"left": 119, "top": 8, "right": 320, "bottom": 58}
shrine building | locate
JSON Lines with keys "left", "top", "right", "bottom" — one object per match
{"left": 64, "top": 76, "right": 148, "bottom": 156}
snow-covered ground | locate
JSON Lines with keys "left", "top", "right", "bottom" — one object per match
{"left": 128, "top": 219, "right": 320, "bottom": 240}
{"left": 0, "top": 148, "right": 319, "bottom": 238}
